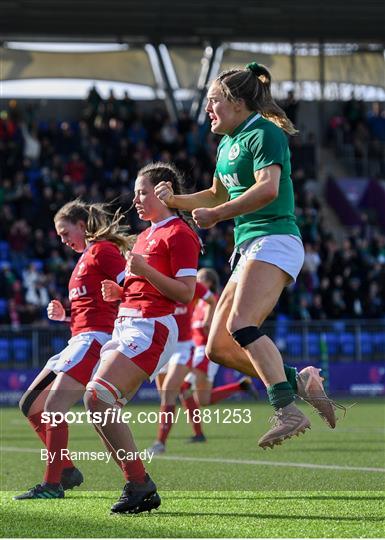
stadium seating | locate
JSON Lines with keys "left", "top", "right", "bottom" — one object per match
{"left": 12, "top": 337, "right": 32, "bottom": 363}
{"left": 0, "top": 338, "right": 10, "bottom": 363}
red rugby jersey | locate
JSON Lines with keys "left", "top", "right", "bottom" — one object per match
{"left": 120, "top": 216, "right": 200, "bottom": 318}
{"left": 174, "top": 281, "right": 211, "bottom": 341}
{"left": 68, "top": 240, "right": 126, "bottom": 336}
{"left": 192, "top": 292, "right": 219, "bottom": 346}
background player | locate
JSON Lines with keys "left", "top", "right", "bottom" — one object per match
{"left": 147, "top": 276, "right": 216, "bottom": 454}
{"left": 148, "top": 266, "right": 258, "bottom": 454}
{"left": 14, "top": 200, "right": 129, "bottom": 499}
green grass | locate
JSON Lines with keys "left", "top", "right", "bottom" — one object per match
{"left": 1, "top": 400, "right": 384, "bottom": 537}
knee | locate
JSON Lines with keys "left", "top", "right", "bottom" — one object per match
{"left": 84, "top": 377, "right": 121, "bottom": 411}
{"left": 19, "top": 393, "right": 28, "bottom": 417}
{"left": 226, "top": 312, "right": 253, "bottom": 336}
{"left": 205, "top": 342, "right": 222, "bottom": 363}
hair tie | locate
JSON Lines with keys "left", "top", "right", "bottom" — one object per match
{"left": 246, "top": 62, "right": 264, "bottom": 76}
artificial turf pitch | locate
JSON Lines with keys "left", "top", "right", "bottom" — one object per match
{"left": 1, "top": 400, "right": 384, "bottom": 538}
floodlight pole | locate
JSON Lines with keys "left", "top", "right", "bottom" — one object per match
{"left": 193, "top": 43, "right": 224, "bottom": 124}
{"left": 153, "top": 44, "right": 181, "bottom": 122}
{"left": 190, "top": 43, "right": 217, "bottom": 121}
{"left": 319, "top": 41, "right": 326, "bottom": 143}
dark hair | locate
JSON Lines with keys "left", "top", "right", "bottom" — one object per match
{"left": 54, "top": 199, "right": 134, "bottom": 254}
{"left": 214, "top": 62, "right": 298, "bottom": 135}
{"left": 137, "top": 161, "right": 185, "bottom": 196}
{"left": 198, "top": 267, "right": 220, "bottom": 293}
{"left": 137, "top": 162, "right": 201, "bottom": 245}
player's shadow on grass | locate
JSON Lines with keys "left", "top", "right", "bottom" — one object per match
{"left": 154, "top": 511, "right": 384, "bottom": 522}
{"left": 164, "top": 494, "right": 385, "bottom": 502}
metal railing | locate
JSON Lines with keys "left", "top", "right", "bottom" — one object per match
{"left": 0, "top": 320, "right": 384, "bottom": 369}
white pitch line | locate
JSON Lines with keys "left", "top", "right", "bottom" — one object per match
{"left": 1, "top": 446, "right": 384, "bottom": 473}
{"left": 7, "top": 418, "right": 385, "bottom": 433}
{"left": 155, "top": 455, "right": 385, "bottom": 473}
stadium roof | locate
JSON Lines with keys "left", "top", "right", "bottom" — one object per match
{"left": 0, "top": 0, "right": 384, "bottom": 44}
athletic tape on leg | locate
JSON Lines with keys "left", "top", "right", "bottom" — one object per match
{"left": 232, "top": 326, "right": 264, "bottom": 348}
{"left": 21, "top": 371, "right": 57, "bottom": 417}
{"left": 86, "top": 377, "right": 122, "bottom": 405}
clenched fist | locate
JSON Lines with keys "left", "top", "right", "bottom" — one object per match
{"left": 154, "top": 181, "right": 175, "bottom": 207}
{"left": 101, "top": 280, "right": 123, "bottom": 302}
{"left": 192, "top": 207, "right": 219, "bottom": 229}
{"left": 125, "top": 252, "right": 148, "bottom": 276}
{"left": 47, "top": 299, "right": 66, "bottom": 321}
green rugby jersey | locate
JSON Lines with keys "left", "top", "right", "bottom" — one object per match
{"left": 214, "top": 112, "right": 300, "bottom": 246}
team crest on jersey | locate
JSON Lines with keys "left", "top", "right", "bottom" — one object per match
{"left": 77, "top": 262, "right": 86, "bottom": 275}
{"left": 146, "top": 239, "right": 157, "bottom": 252}
{"left": 228, "top": 143, "right": 240, "bottom": 161}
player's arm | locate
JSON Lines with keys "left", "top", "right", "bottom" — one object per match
{"left": 154, "top": 176, "right": 228, "bottom": 211}
{"left": 201, "top": 293, "right": 217, "bottom": 334}
{"left": 142, "top": 269, "right": 196, "bottom": 304}
{"left": 192, "top": 165, "right": 280, "bottom": 228}
{"left": 127, "top": 251, "right": 196, "bottom": 303}
{"left": 127, "top": 227, "right": 199, "bottom": 304}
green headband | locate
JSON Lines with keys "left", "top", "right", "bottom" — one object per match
{"left": 246, "top": 62, "right": 264, "bottom": 76}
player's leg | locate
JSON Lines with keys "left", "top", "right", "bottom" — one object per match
{"left": 208, "top": 260, "right": 335, "bottom": 428}
{"left": 228, "top": 259, "right": 310, "bottom": 448}
{"left": 179, "top": 370, "right": 205, "bottom": 442}
{"left": 19, "top": 367, "right": 57, "bottom": 443}
{"left": 84, "top": 316, "right": 176, "bottom": 513}
{"left": 147, "top": 342, "right": 193, "bottom": 453}
{"left": 14, "top": 370, "right": 84, "bottom": 500}
{"left": 151, "top": 362, "right": 190, "bottom": 453}
{"left": 84, "top": 351, "right": 160, "bottom": 514}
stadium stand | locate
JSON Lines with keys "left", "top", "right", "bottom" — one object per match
{"left": 0, "top": 90, "right": 384, "bottom": 368}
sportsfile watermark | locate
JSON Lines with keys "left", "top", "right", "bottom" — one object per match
{"left": 40, "top": 407, "right": 253, "bottom": 427}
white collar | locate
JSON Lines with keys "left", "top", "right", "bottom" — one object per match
{"left": 147, "top": 215, "right": 178, "bottom": 237}
{"left": 241, "top": 113, "right": 261, "bottom": 132}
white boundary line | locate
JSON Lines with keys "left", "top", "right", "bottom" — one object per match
{"left": 1, "top": 446, "right": 384, "bottom": 473}
{"left": 155, "top": 455, "right": 385, "bottom": 473}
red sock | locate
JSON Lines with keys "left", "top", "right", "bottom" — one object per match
{"left": 180, "top": 394, "right": 203, "bottom": 437}
{"left": 121, "top": 458, "right": 146, "bottom": 483}
{"left": 28, "top": 411, "right": 48, "bottom": 445}
{"left": 210, "top": 382, "right": 242, "bottom": 405}
{"left": 44, "top": 420, "right": 70, "bottom": 484}
{"left": 180, "top": 381, "right": 192, "bottom": 394}
{"left": 156, "top": 404, "right": 175, "bottom": 444}
{"left": 28, "top": 412, "right": 74, "bottom": 469}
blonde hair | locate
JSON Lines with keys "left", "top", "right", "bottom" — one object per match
{"left": 54, "top": 199, "right": 135, "bottom": 254}
{"left": 215, "top": 62, "right": 298, "bottom": 136}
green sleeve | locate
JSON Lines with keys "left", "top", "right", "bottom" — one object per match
{"left": 247, "top": 126, "right": 287, "bottom": 172}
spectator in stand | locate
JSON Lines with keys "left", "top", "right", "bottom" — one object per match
{"left": 281, "top": 90, "right": 299, "bottom": 125}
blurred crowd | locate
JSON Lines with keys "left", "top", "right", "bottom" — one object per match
{"left": 327, "top": 97, "right": 385, "bottom": 177}
{"left": 0, "top": 88, "right": 384, "bottom": 327}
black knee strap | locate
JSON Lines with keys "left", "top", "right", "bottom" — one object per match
{"left": 21, "top": 371, "right": 57, "bottom": 417}
{"left": 232, "top": 326, "right": 264, "bottom": 348}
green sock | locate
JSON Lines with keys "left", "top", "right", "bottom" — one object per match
{"left": 267, "top": 381, "right": 295, "bottom": 410}
{"left": 284, "top": 364, "right": 298, "bottom": 393}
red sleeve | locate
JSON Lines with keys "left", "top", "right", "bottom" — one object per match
{"left": 168, "top": 228, "right": 200, "bottom": 278}
{"left": 91, "top": 242, "right": 126, "bottom": 283}
{"left": 195, "top": 281, "right": 209, "bottom": 300}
